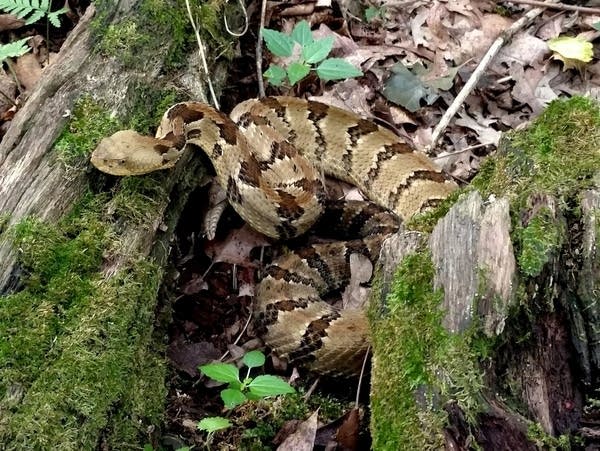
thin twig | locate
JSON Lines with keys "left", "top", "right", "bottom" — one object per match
{"left": 184, "top": 0, "right": 220, "bottom": 109}
{"left": 256, "top": 0, "right": 268, "bottom": 98}
{"left": 224, "top": 0, "right": 249, "bottom": 37}
{"left": 355, "top": 345, "right": 370, "bottom": 407}
{"left": 429, "top": 3, "right": 551, "bottom": 150}
{"left": 500, "top": 0, "right": 600, "bottom": 14}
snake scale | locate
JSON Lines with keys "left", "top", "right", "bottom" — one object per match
{"left": 91, "top": 97, "right": 457, "bottom": 375}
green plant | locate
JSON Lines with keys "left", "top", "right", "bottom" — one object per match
{"left": 0, "top": 0, "right": 69, "bottom": 27}
{"left": 364, "top": 5, "right": 385, "bottom": 22}
{"left": 197, "top": 350, "right": 295, "bottom": 434}
{"left": 262, "top": 20, "right": 362, "bottom": 86}
{"left": 0, "top": 37, "right": 30, "bottom": 66}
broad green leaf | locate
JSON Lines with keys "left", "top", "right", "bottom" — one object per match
{"left": 197, "top": 416, "right": 232, "bottom": 433}
{"left": 242, "top": 350, "right": 266, "bottom": 369}
{"left": 291, "top": 20, "right": 313, "bottom": 46}
{"left": 221, "top": 388, "right": 247, "bottom": 409}
{"left": 248, "top": 375, "right": 295, "bottom": 397}
{"left": 593, "top": 22, "right": 600, "bottom": 32}
{"left": 303, "top": 36, "right": 334, "bottom": 64}
{"left": 287, "top": 62, "right": 310, "bottom": 85}
{"left": 315, "top": 58, "right": 362, "bottom": 81}
{"left": 0, "top": 37, "right": 30, "bottom": 64}
{"left": 264, "top": 64, "right": 287, "bottom": 86}
{"left": 199, "top": 363, "right": 240, "bottom": 384}
{"left": 383, "top": 63, "right": 428, "bottom": 112}
{"left": 262, "top": 28, "right": 295, "bottom": 57}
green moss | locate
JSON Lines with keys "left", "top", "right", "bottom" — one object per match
{"left": 407, "top": 189, "right": 462, "bottom": 233}
{"left": 471, "top": 96, "right": 600, "bottom": 210}
{"left": 0, "top": 194, "right": 166, "bottom": 449}
{"left": 54, "top": 96, "right": 123, "bottom": 164}
{"left": 517, "top": 207, "right": 564, "bottom": 277}
{"left": 109, "top": 175, "right": 168, "bottom": 225}
{"left": 94, "top": 0, "right": 233, "bottom": 71}
{"left": 369, "top": 251, "right": 486, "bottom": 449}
{"left": 527, "top": 423, "right": 572, "bottom": 450}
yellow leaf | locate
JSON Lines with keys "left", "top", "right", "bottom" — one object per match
{"left": 548, "top": 36, "right": 593, "bottom": 64}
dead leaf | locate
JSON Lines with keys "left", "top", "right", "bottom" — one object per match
{"left": 204, "top": 224, "right": 269, "bottom": 266}
{"left": 335, "top": 407, "right": 361, "bottom": 450}
{"left": 277, "top": 410, "right": 319, "bottom": 451}
{"left": 455, "top": 112, "right": 501, "bottom": 146}
{"left": 167, "top": 340, "right": 221, "bottom": 377}
{"left": 14, "top": 53, "right": 42, "bottom": 91}
{"left": 0, "top": 14, "right": 24, "bottom": 31}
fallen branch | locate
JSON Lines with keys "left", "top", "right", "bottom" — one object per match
{"left": 501, "top": 0, "right": 600, "bottom": 14}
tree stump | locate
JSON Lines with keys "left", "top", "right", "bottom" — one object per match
{"left": 369, "top": 97, "right": 600, "bottom": 449}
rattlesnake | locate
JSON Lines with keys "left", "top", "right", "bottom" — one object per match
{"left": 91, "top": 97, "right": 457, "bottom": 375}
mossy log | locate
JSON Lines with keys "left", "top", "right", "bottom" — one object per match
{"left": 0, "top": 3, "right": 221, "bottom": 448}
{"left": 369, "top": 97, "right": 600, "bottom": 450}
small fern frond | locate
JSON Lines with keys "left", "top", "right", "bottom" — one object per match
{"left": 0, "top": 0, "right": 68, "bottom": 27}
{"left": 0, "top": 37, "right": 31, "bottom": 65}
{"left": 48, "top": 5, "right": 68, "bottom": 27}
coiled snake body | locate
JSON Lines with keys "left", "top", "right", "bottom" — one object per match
{"left": 91, "top": 97, "right": 456, "bottom": 375}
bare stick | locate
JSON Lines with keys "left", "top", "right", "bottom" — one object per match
{"left": 256, "top": 0, "right": 268, "bottom": 98}
{"left": 185, "top": 0, "right": 220, "bottom": 109}
{"left": 428, "top": 3, "right": 550, "bottom": 151}
{"left": 355, "top": 345, "right": 370, "bottom": 407}
{"left": 500, "top": 0, "right": 600, "bottom": 14}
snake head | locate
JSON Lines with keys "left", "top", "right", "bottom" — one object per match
{"left": 90, "top": 130, "right": 182, "bottom": 176}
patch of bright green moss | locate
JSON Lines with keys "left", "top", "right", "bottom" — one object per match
{"left": 527, "top": 423, "right": 572, "bottom": 450}
{"left": 53, "top": 96, "right": 122, "bottom": 164}
{"left": 369, "top": 251, "right": 485, "bottom": 449}
{"left": 517, "top": 207, "right": 564, "bottom": 277}
{"left": 471, "top": 96, "right": 600, "bottom": 210}
{"left": 0, "top": 194, "right": 166, "bottom": 449}
{"left": 94, "top": 0, "right": 233, "bottom": 70}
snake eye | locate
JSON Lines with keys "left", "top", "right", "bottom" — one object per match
{"left": 119, "top": 159, "right": 126, "bottom": 164}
